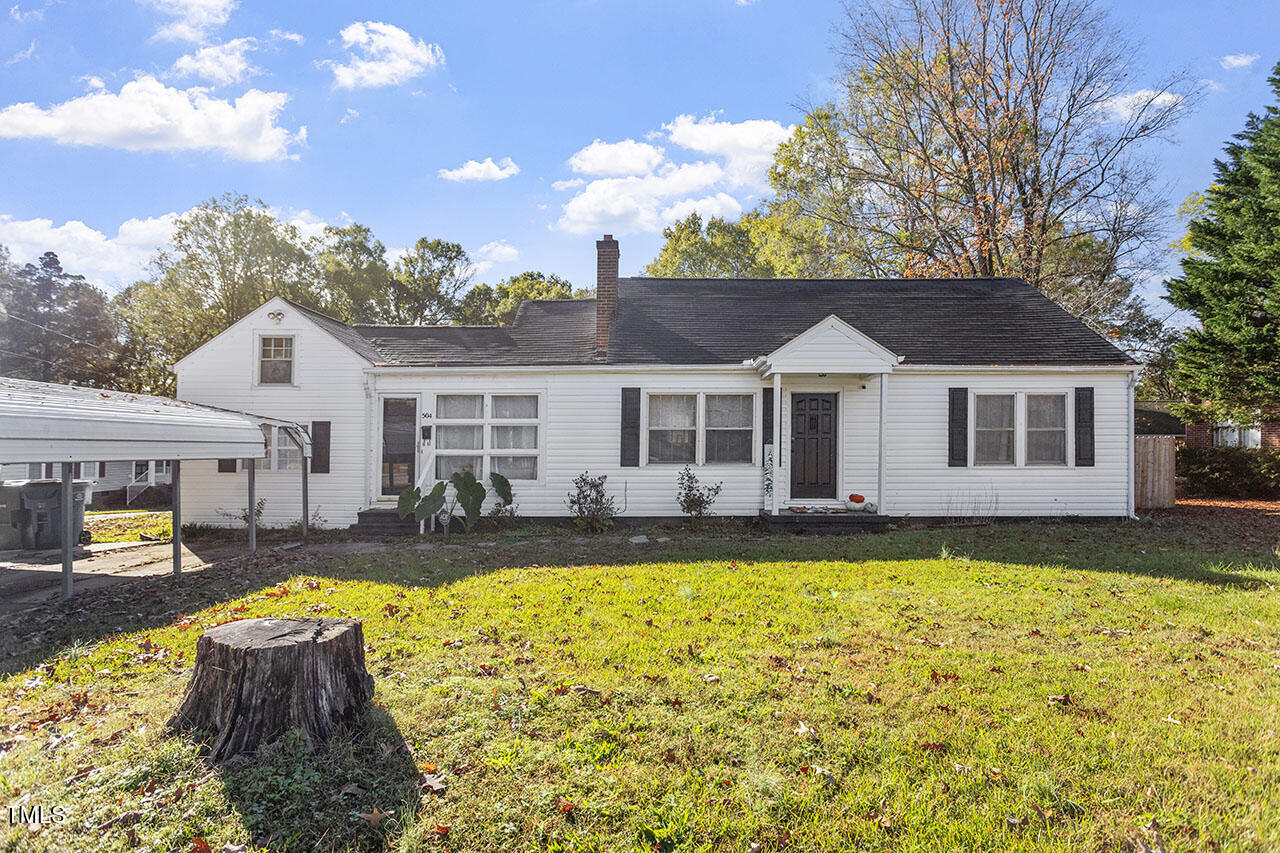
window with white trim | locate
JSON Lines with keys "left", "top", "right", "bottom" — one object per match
{"left": 1213, "top": 423, "right": 1261, "bottom": 448}
{"left": 239, "top": 424, "right": 302, "bottom": 471}
{"left": 1026, "top": 393, "right": 1067, "bottom": 465}
{"left": 974, "top": 394, "right": 1015, "bottom": 465}
{"left": 646, "top": 391, "right": 756, "bottom": 465}
{"left": 259, "top": 336, "right": 294, "bottom": 384}
{"left": 433, "top": 393, "right": 541, "bottom": 480}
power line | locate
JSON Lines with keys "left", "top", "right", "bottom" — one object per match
{"left": 2, "top": 310, "right": 119, "bottom": 356}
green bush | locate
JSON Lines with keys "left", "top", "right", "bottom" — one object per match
{"left": 1177, "top": 445, "right": 1280, "bottom": 498}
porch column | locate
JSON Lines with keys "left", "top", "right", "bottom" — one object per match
{"left": 60, "top": 462, "right": 73, "bottom": 599}
{"left": 772, "top": 372, "right": 782, "bottom": 515}
{"left": 247, "top": 457, "right": 257, "bottom": 553}
{"left": 877, "top": 372, "right": 888, "bottom": 514}
{"left": 171, "top": 459, "right": 182, "bottom": 574}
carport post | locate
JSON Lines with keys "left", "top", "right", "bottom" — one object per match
{"left": 287, "top": 430, "right": 308, "bottom": 544}
{"left": 60, "top": 462, "right": 73, "bottom": 598}
{"left": 247, "top": 457, "right": 257, "bottom": 553}
{"left": 171, "top": 459, "right": 182, "bottom": 574}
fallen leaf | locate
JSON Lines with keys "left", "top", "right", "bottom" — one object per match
{"left": 1006, "top": 815, "right": 1027, "bottom": 828}
{"left": 794, "top": 721, "right": 817, "bottom": 739}
{"left": 435, "top": 825, "right": 451, "bottom": 838}
{"left": 359, "top": 807, "right": 393, "bottom": 828}
{"left": 420, "top": 774, "right": 448, "bottom": 796}
{"left": 338, "top": 782, "right": 365, "bottom": 797}
{"left": 189, "top": 840, "right": 212, "bottom": 853}
{"left": 558, "top": 796, "right": 577, "bottom": 814}
{"left": 702, "top": 673, "right": 721, "bottom": 683}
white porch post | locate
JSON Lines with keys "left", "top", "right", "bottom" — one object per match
{"left": 771, "top": 372, "right": 782, "bottom": 515}
{"left": 247, "top": 457, "right": 257, "bottom": 553}
{"left": 877, "top": 372, "right": 888, "bottom": 514}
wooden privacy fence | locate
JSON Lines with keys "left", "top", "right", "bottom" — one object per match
{"left": 1135, "top": 435, "right": 1176, "bottom": 509}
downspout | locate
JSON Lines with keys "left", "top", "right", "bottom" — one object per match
{"left": 1127, "top": 371, "right": 1138, "bottom": 520}
{"left": 877, "top": 371, "right": 887, "bottom": 514}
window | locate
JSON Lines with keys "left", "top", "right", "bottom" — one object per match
{"left": 644, "top": 391, "right": 757, "bottom": 465}
{"left": 1214, "top": 423, "right": 1261, "bottom": 448}
{"left": 240, "top": 425, "right": 303, "bottom": 472}
{"left": 1026, "top": 394, "right": 1067, "bottom": 465}
{"left": 705, "top": 394, "right": 753, "bottom": 463}
{"left": 648, "top": 394, "right": 697, "bottom": 463}
{"left": 974, "top": 394, "right": 1015, "bottom": 465}
{"left": 432, "top": 393, "right": 541, "bottom": 481}
{"left": 259, "top": 336, "right": 294, "bottom": 384}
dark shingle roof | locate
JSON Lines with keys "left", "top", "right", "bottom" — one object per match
{"left": 286, "top": 277, "right": 1133, "bottom": 368}
{"left": 1135, "top": 402, "right": 1186, "bottom": 436}
{"left": 607, "top": 277, "right": 1133, "bottom": 366}
{"left": 352, "top": 299, "right": 598, "bottom": 366}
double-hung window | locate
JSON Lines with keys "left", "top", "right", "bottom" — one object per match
{"left": 259, "top": 336, "right": 294, "bottom": 384}
{"left": 239, "top": 424, "right": 302, "bottom": 471}
{"left": 646, "top": 392, "right": 755, "bottom": 465}
{"left": 974, "top": 394, "right": 1015, "bottom": 465}
{"left": 1026, "top": 394, "right": 1067, "bottom": 465}
{"left": 433, "top": 393, "right": 541, "bottom": 481}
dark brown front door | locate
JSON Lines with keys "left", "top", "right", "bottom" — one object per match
{"left": 790, "top": 393, "right": 837, "bottom": 499}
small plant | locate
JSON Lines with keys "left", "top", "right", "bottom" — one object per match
{"left": 566, "top": 471, "right": 617, "bottom": 532}
{"left": 763, "top": 447, "right": 774, "bottom": 498}
{"left": 676, "top": 466, "right": 722, "bottom": 522}
{"left": 398, "top": 471, "right": 514, "bottom": 534}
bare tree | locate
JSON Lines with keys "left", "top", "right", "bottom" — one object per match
{"left": 761, "top": 0, "right": 1195, "bottom": 336}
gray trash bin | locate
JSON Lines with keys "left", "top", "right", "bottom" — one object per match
{"left": 18, "top": 479, "right": 89, "bottom": 550}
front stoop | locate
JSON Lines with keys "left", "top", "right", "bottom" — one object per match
{"left": 760, "top": 509, "right": 892, "bottom": 534}
{"left": 353, "top": 508, "right": 418, "bottom": 538}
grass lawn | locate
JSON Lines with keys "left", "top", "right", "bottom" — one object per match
{"left": 1, "top": 514, "right": 1278, "bottom": 852}
{"left": 83, "top": 512, "right": 172, "bottom": 544}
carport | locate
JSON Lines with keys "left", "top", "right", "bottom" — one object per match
{"left": 0, "top": 377, "right": 311, "bottom": 597}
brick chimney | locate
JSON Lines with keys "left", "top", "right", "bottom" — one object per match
{"left": 595, "top": 234, "right": 619, "bottom": 355}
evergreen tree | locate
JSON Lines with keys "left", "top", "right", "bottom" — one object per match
{"left": 1167, "top": 62, "right": 1280, "bottom": 421}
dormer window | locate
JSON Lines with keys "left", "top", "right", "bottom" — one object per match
{"left": 259, "top": 336, "right": 294, "bottom": 384}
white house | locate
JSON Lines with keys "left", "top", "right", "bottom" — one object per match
{"left": 0, "top": 460, "right": 172, "bottom": 504}
{"left": 173, "top": 236, "right": 1139, "bottom": 529}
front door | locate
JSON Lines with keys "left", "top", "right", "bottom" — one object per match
{"left": 380, "top": 397, "right": 418, "bottom": 496}
{"left": 790, "top": 393, "right": 837, "bottom": 499}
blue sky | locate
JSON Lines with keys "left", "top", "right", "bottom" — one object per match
{"left": 0, "top": 0, "right": 1276, "bottom": 302}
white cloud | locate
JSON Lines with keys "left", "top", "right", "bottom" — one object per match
{"left": 0, "top": 212, "right": 179, "bottom": 290}
{"left": 567, "top": 139, "right": 665, "bottom": 177}
{"left": 138, "top": 0, "right": 237, "bottom": 42}
{"left": 1104, "top": 89, "right": 1183, "bottom": 123}
{"left": 1219, "top": 53, "right": 1259, "bottom": 70}
{"left": 557, "top": 162, "right": 724, "bottom": 235}
{"left": 82, "top": 75, "right": 106, "bottom": 90}
{"left": 269, "top": 28, "right": 304, "bottom": 45}
{"left": 437, "top": 156, "right": 519, "bottom": 182}
{"left": 171, "top": 37, "right": 259, "bottom": 85}
{"left": 470, "top": 239, "right": 519, "bottom": 275}
{"left": 339, "top": 107, "right": 359, "bottom": 124}
{"left": 663, "top": 113, "right": 792, "bottom": 188}
{"left": 660, "top": 192, "right": 743, "bottom": 223}
{"left": 325, "top": 21, "right": 443, "bottom": 89}
{"left": 556, "top": 112, "right": 793, "bottom": 235}
{"left": 0, "top": 75, "right": 306, "bottom": 161}
{"left": 6, "top": 41, "right": 35, "bottom": 66}
{"left": 9, "top": 3, "right": 43, "bottom": 23}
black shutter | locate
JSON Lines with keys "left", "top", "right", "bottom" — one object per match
{"left": 217, "top": 458, "right": 237, "bottom": 473}
{"left": 948, "top": 387, "right": 968, "bottom": 467}
{"left": 1075, "top": 387, "right": 1095, "bottom": 467}
{"left": 620, "top": 387, "right": 641, "bottom": 467}
{"left": 310, "top": 421, "right": 331, "bottom": 474}
{"left": 98, "top": 461, "right": 107, "bottom": 478}
{"left": 761, "top": 387, "right": 774, "bottom": 466}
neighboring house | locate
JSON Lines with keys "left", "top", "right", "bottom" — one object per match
{"left": 1185, "top": 413, "right": 1279, "bottom": 449}
{"left": 1134, "top": 402, "right": 1186, "bottom": 438}
{"left": 174, "top": 236, "right": 1139, "bottom": 528}
{"left": 0, "top": 459, "right": 172, "bottom": 504}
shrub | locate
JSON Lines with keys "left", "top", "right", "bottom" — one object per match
{"left": 566, "top": 471, "right": 617, "bottom": 532}
{"left": 1177, "top": 446, "right": 1280, "bottom": 498}
{"left": 676, "top": 466, "right": 723, "bottom": 521}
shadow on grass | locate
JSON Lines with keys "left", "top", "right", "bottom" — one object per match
{"left": 211, "top": 706, "right": 423, "bottom": 852}
{"left": 2, "top": 514, "right": 1276, "bottom": 676}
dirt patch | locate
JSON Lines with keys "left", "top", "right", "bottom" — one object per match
{"left": 1147, "top": 498, "right": 1280, "bottom": 551}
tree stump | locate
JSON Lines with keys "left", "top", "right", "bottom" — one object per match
{"left": 167, "top": 617, "right": 375, "bottom": 762}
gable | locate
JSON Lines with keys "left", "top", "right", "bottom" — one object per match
{"left": 172, "top": 297, "right": 377, "bottom": 373}
{"left": 758, "top": 315, "right": 900, "bottom": 375}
